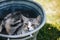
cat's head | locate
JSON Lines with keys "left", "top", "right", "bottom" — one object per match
{"left": 22, "top": 15, "right": 41, "bottom": 31}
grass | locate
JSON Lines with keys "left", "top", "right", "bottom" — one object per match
{"left": 35, "top": 0, "right": 60, "bottom": 31}
{"left": 35, "top": 0, "right": 60, "bottom": 40}
{"left": 37, "top": 23, "right": 60, "bottom": 40}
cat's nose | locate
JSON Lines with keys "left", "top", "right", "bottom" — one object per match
{"left": 28, "top": 27, "right": 34, "bottom": 31}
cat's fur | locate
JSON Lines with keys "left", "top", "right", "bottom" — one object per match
{"left": 21, "top": 15, "right": 41, "bottom": 34}
{"left": 0, "top": 11, "right": 41, "bottom": 35}
{"left": 0, "top": 11, "right": 23, "bottom": 35}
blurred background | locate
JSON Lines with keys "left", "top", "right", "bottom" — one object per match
{"left": 34, "top": 0, "right": 60, "bottom": 40}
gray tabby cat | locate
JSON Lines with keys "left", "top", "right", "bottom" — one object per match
{"left": 0, "top": 11, "right": 41, "bottom": 35}
{"left": 5, "top": 12, "right": 23, "bottom": 35}
{"left": 0, "top": 11, "right": 23, "bottom": 35}
{"left": 17, "top": 15, "right": 41, "bottom": 34}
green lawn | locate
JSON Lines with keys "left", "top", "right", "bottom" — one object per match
{"left": 37, "top": 23, "right": 60, "bottom": 40}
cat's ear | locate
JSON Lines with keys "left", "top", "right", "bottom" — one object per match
{"left": 21, "top": 15, "right": 28, "bottom": 20}
{"left": 36, "top": 15, "right": 41, "bottom": 21}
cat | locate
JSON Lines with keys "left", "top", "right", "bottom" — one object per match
{"left": 0, "top": 11, "right": 41, "bottom": 35}
{"left": 0, "top": 11, "right": 23, "bottom": 35}
{"left": 17, "top": 15, "right": 41, "bottom": 34}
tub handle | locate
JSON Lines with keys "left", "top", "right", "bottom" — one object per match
{"left": 8, "top": 34, "right": 33, "bottom": 40}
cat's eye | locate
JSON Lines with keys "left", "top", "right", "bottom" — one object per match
{"left": 25, "top": 23, "right": 28, "bottom": 25}
{"left": 31, "top": 24, "right": 35, "bottom": 26}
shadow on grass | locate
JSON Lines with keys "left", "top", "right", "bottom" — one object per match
{"left": 37, "top": 23, "right": 60, "bottom": 40}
